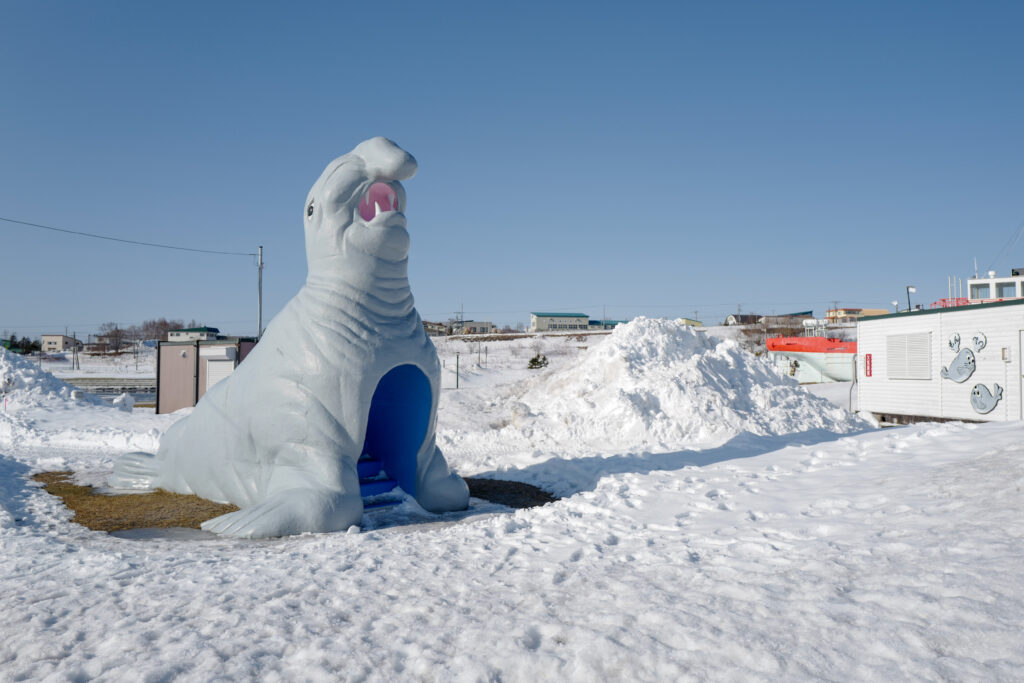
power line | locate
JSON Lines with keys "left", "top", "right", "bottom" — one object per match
{"left": 2, "top": 318, "right": 260, "bottom": 331}
{"left": 986, "top": 218, "right": 1024, "bottom": 274}
{"left": 0, "top": 216, "right": 256, "bottom": 257}
{"left": 419, "top": 300, "right": 855, "bottom": 318}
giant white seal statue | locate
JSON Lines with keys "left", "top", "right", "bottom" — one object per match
{"left": 110, "top": 137, "right": 469, "bottom": 537}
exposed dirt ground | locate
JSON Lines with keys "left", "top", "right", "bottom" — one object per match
{"left": 33, "top": 472, "right": 557, "bottom": 533}
{"left": 33, "top": 471, "right": 239, "bottom": 532}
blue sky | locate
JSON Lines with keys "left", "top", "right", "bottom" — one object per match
{"left": 2, "top": 1, "right": 1023, "bottom": 337}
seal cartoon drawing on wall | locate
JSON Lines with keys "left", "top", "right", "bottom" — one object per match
{"left": 940, "top": 346, "right": 976, "bottom": 383}
{"left": 110, "top": 137, "right": 470, "bottom": 537}
{"left": 970, "top": 383, "right": 1002, "bottom": 414}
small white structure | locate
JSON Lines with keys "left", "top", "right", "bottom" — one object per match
{"left": 40, "top": 335, "right": 83, "bottom": 352}
{"left": 422, "top": 321, "right": 448, "bottom": 336}
{"left": 451, "top": 320, "right": 494, "bottom": 335}
{"left": 530, "top": 312, "right": 589, "bottom": 332}
{"left": 725, "top": 314, "right": 762, "bottom": 326}
{"left": 967, "top": 269, "right": 1024, "bottom": 303}
{"left": 167, "top": 327, "right": 220, "bottom": 342}
{"left": 857, "top": 299, "right": 1024, "bottom": 422}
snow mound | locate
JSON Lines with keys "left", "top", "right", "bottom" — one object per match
{"left": 0, "top": 347, "right": 96, "bottom": 405}
{"left": 517, "top": 317, "right": 866, "bottom": 450}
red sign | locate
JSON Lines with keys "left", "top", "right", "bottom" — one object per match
{"left": 865, "top": 353, "right": 872, "bottom": 377}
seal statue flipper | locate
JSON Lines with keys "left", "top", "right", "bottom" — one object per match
{"left": 109, "top": 451, "right": 162, "bottom": 490}
{"left": 201, "top": 487, "right": 363, "bottom": 538}
{"left": 201, "top": 444, "right": 363, "bottom": 538}
{"left": 415, "top": 443, "right": 469, "bottom": 513}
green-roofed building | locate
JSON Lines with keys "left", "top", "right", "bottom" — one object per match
{"left": 530, "top": 312, "right": 590, "bottom": 332}
{"left": 167, "top": 327, "right": 221, "bottom": 342}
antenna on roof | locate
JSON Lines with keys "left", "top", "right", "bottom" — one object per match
{"left": 974, "top": 257, "right": 978, "bottom": 279}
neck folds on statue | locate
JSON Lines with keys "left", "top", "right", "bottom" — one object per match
{"left": 305, "top": 250, "right": 414, "bottom": 317}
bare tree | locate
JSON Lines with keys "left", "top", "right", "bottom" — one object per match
{"left": 140, "top": 318, "right": 185, "bottom": 341}
{"left": 98, "top": 322, "right": 127, "bottom": 352}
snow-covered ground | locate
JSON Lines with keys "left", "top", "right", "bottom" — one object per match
{"left": 1, "top": 320, "right": 1021, "bottom": 680}
{"left": 40, "top": 345, "right": 156, "bottom": 379}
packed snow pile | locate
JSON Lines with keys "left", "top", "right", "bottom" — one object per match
{"left": 514, "top": 317, "right": 867, "bottom": 450}
{"left": 0, "top": 348, "right": 168, "bottom": 453}
{"left": 0, "top": 347, "right": 99, "bottom": 407}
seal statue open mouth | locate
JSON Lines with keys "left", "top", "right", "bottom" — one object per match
{"left": 109, "top": 137, "right": 470, "bottom": 538}
{"left": 359, "top": 182, "right": 401, "bottom": 221}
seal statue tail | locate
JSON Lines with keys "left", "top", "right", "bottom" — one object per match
{"left": 109, "top": 452, "right": 162, "bottom": 490}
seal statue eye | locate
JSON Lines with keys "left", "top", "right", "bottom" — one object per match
{"left": 306, "top": 202, "right": 314, "bottom": 218}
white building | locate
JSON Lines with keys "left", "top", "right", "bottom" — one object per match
{"left": 167, "top": 327, "right": 220, "bottom": 342}
{"left": 857, "top": 299, "right": 1024, "bottom": 423}
{"left": 40, "top": 334, "right": 83, "bottom": 353}
{"left": 966, "top": 269, "right": 1024, "bottom": 303}
{"left": 450, "top": 320, "right": 494, "bottom": 335}
{"left": 724, "top": 314, "right": 763, "bottom": 326}
{"left": 422, "top": 321, "right": 448, "bottom": 336}
{"left": 530, "top": 312, "right": 589, "bottom": 332}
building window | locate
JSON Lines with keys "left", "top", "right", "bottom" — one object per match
{"left": 995, "top": 281, "right": 1017, "bottom": 298}
{"left": 970, "top": 283, "right": 990, "bottom": 299}
{"left": 886, "top": 332, "right": 932, "bottom": 380}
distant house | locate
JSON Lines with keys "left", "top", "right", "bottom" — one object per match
{"left": 41, "top": 334, "right": 83, "bottom": 353}
{"left": 675, "top": 318, "right": 703, "bottom": 327}
{"left": 761, "top": 312, "right": 815, "bottom": 329}
{"left": 422, "top": 321, "right": 449, "bottom": 336}
{"left": 88, "top": 333, "right": 123, "bottom": 353}
{"left": 530, "top": 312, "right": 589, "bottom": 332}
{"left": 725, "top": 314, "right": 763, "bottom": 326}
{"left": 825, "top": 308, "right": 888, "bottom": 323}
{"left": 167, "top": 327, "right": 221, "bottom": 342}
{"left": 451, "top": 320, "right": 495, "bottom": 335}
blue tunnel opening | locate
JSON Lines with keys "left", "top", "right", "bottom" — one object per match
{"left": 361, "top": 364, "right": 431, "bottom": 497}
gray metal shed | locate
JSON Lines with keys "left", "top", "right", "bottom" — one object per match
{"left": 156, "top": 338, "right": 257, "bottom": 414}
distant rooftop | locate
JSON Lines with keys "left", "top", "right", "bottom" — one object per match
{"left": 531, "top": 312, "right": 588, "bottom": 318}
{"left": 169, "top": 327, "right": 220, "bottom": 333}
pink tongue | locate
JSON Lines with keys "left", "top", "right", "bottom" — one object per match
{"left": 359, "top": 183, "right": 397, "bottom": 221}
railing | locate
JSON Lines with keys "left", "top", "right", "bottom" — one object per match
{"left": 929, "top": 298, "right": 970, "bottom": 308}
{"left": 64, "top": 377, "right": 156, "bottom": 393}
{"left": 930, "top": 296, "right": 1024, "bottom": 309}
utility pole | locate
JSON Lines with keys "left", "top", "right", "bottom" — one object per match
{"left": 257, "top": 245, "right": 264, "bottom": 340}
{"left": 452, "top": 304, "right": 464, "bottom": 335}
